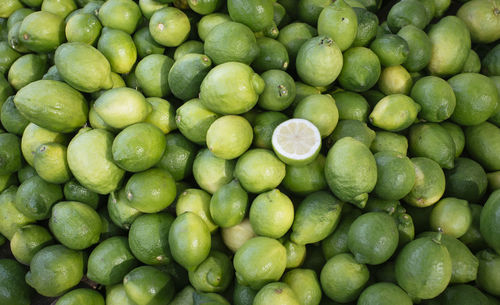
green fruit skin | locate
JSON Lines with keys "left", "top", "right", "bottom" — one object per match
{"left": 419, "top": 232, "right": 479, "bottom": 284}
{"left": 410, "top": 76, "right": 456, "bottom": 122}
{"left": 0, "top": 186, "right": 36, "bottom": 239}
{"left": 15, "top": 175, "right": 63, "bottom": 220}
{"left": 135, "top": 54, "right": 174, "bottom": 98}
{"left": 176, "top": 98, "right": 220, "bottom": 145}
{"left": 441, "top": 121, "right": 465, "bottom": 158}
{"left": 133, "top": 27, "right": 165, "bottom": 58}
{"left": 8, "top": 54, "right": 48, "bottom": 91}
{"left": 409, "top": 123, "right": 456, "bottom": 169}
{"left": 282, "top": 154, "right": 328, "bottom": 196}
{"left": 55, "top": 42, "right": 112, "bottom": 93}
{"left": 176, "top": 188, "right": 218, "bottom": 233}
{"left": 476, "top": 249, "right": 500, "bottom": 296}
{"left": 49, "top": 201, "right": 102, "bottom": 250}
{"left": 173, "top": 40, "right": 205, "bottom": 61}
{"left": 282, "top": 269, "right": 322, "bottom": 305}
{"left": 149, "top": 7, "right": 191, "bottom": 47}
{"left": 444, "top": 157, "right": 487, "bottom": 204}
{"left": 0, "top": 97, "right": 25, "bottom": 137}
{"left": 398, "top": 25, "right": 432, "bottom": 72}
{"left": 227, "top": 0, "right": 274, "bottom": 32}
{"left": 325, "top": 137, "right": 377, "bottom": 208}
{"left": 480, "top": 189, "right": 500, "bottom": 255}
{"left": 253, "top": 282, "right": 300, "bottom": 305}
{"left": 233, "top": 236, "right": 287, "bottom": 290}
{"left": 395, "top": 236, "right": 452, "bottom": 299}
{"left": 370, "top": 34, "right": 409, "bottom": 67}
{"left": 460, "top": 204, "right": 487, "bottom": 252}
{"left": 210, "top": 179, "right": 248, "bottom": 228}
{"left": 64, "top": 179, "right": 100, "bottom": 209}
{"left": 14, "top": 80, "right": 88, "bottom": 133}
{"left": 26, "top": 244, "right": 84, "bottom": 297}
{"left": 317, "top": 0, "right": 358, "bottom": 51}
{"left": 0, "top": 259, "right": 32, "bottom": 305}
{"left": 0, "top": 41, "right": 21, "bottom": 74}
{"left": 291, "top": 191, "right": 343, "bottom": 245}
{"left": 449, "top": 73, "right": 499, "bottom": 126}
{"left": 277, "top": 22, "right": 317, "bottom": 63}
{"left": 123, "top": 266, "right": 175, "bottom": 305}
{"left": 338, "top": 47, "right": 381, "bottom": 92}
{"left": 87, "top": 236, "right": 139, "bottom": 285}
{"left": 0, "top": 133, "right": 23, "bottom": 175}
{"left": 328, "top": 119, "right": 375, "bottom": 148}
{"left": 373, "top": 151, "right": 416, "bottom": 200}
{"left": 169, "top": 53, "right": 212, "bottom": 101}
{"left": 461, "top": 49, "right": 481, "bottom": 73}
{"left": 457, "top": 0, "right": 500, "bottom": 44}
{"left": 258, "top": 70, "right": 296, "bottom": 111}
{"left": 352, "top": 7, "right": 379, "bottom": 48}
{"left": 358, "top": 282, "right": 413, "bottom": 305}
{"left": 320, "top": 253, "right": 370, "bottom": 303}
{"left": 18, "top": 11, "right": 65, "bottom": 53}
{"left": 369, "top": 94, "right": 421, "bottom": 132}
{"left": 193, "top": 291, "right": 231, "bottom": 305}
{"left": 10, "top": 224, "right": 54, "bottom": 265}
{"left": 199, "top": 62, "right": 265, "bottom": 115}
{"left": 206, "top": 115, "right": 253, "bottom": 160}
{"left": 55, "top": 288, "right": 104, "bottom": 305}
{"left": 253, "top": 37, "right": 290, "bottom": 73}
{"left": 465, "top": 122, "right": 500, "bottom": 171}
{"left": 193, "top": 148, "right": 236, "bottom": 194}
{"left": 441, "top": 284, "right": 490, "bottom": 305}
{"left": 67, "top": 129, "right": 125, "bottom": 195}
{"left": 331, "top": 91, "right": 370, "bottom": 122}
{"left": 169, "top": 285, "right": 195, "bottom": 305}
{"left": 169, "top": 212, "right": 211, "bottom": 271}
{"left": 403, "top": 157, "right": 446, "bottom": 207}
{"left": 156, "top": 132, "right": 197, "bottom": 181}
{"left": 65, "top": 13, "right": 102, "bottom": 45}
{"left": 204, "top": 21, "right": 259, "bottom": 66}
{"left": 98, "top": 0, "right": 142, "bottom": 34}
{"left": 107, "top": 188, "right": 142, "bottom": 230}
{"left": 33, "top": 142, "right": 71, "bottom": 184}
{"left": 386, "top": 0, "right": 428, "bottom": 32}
{"left": 427, "top": 16, "right": 471, "bottom": 77}
{"left": 482, "top": 45, "right": 500, "bottom": 76}
{"left": 348, "top": 212, "right": 399, "bottom": 265}
{"left": 188, "top": 250, "right": 234, "bottom": 293}
{"left": 197, "top": 13, "right": 231, "bottom": 42}
{"left": 98, "top": 27, "right": 137, "bottom": 74}
{"left": 295, "top": 36, "right": 343, "bottom": 87}
{"left": 322, "top": 212, "right": 360, "bottom": 260}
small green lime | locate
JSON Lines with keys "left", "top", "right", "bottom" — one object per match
{"left": 249, "top": 189, "right": 294, "bottom": 239}
{"left": 192, "top": 148, "right": 236, "bottom": 194}
{"left": 149, "top": 7, "right": 190, "bottom": 47}
{"left": 123, "top": 266, "right": 175, "bottom": 305}
{"left": 10, "top": 224, "right": 54, "bottom": 265}
{"left": 206, "top": 115, "right": 253, "bottom": 160}
{"left": 293, "top": 94, "right": 339, "bottom": 138}
{"left": 282, "top": 154, "right": 328, "bottom": 196}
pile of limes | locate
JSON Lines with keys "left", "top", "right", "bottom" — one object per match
{"left": 0, "top": 0, "right": 500, "bottom": 304}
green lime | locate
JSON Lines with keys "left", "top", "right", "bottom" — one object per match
{"left": 18, "top": 11, "right": 65, "bottom": 52}
{"left": 173, "top": 40, "right": 204, "bottom": 60}
{"left": 64, "top": 179, "right": 99, "bottom": 209}
{"left": 170, "top": 285, "right": 195, "bottom": 305}
{"left": 377, "top": 65, "right": 413, "bottom": 95}
{"left": 193, "top": 291, "right": 230, "bottom": 304}
{"left": 252, "top": 37, "right": 290, "bottom": 73}
{"left": 233, "top": 282, "right": 257, "bottom": 305}
{"left": 65, "top": 13, "right": 102, "bottom": 45}
{"left": 144, "top": 97, "right": 177, "bottom": 134}
{"left": 169, "top": 212, "right": 211, "bottom": 271}
{"left": 125, "top": 168, "right": 176, "bottom": 213}
{"left": 395, "top": 235, "right": 452, "bottom": 299}
{"left": 7, "top": 9, "right": 34, "bottom": 30}
{"left": 15, "top": 175, "right": 63, "bottom": 220}
{"left": 193, "top": 148, "right": 236, "bottom": 194}
{"left": 8, "top": 53, "right": 47, "bottom": 91}
{"left": 410, "top": 76, "right": 456, "bottom": 122}
{"left": 234, "top": 148, "right": 285, "bottom": 193}
{"left": 0, "top": 172, "right": 17, "bottom": 193}
{"left": 0, "top": 186, "right": 35, "bottom": 239}
{"left": 98, "top": 0, "right": 141, "bottom": 34}
{"left": 331, "top": 91, "right": 370, "bottom": 122}
{"left": 0, "top": 259, "right": 32, "bottom": 305}
{"left": 465, "top": 122, "right": 500, "bottom": 171}
{"left": 10, "top": 224, "right": 54, "bottom": 265}
{"left": 233, "top": 236, "right": 287, "bottom": 290}
{"left": 0, "top": 133, "right": 22, "bottom": 176}
{"left": 373, "top": 151, "right": 416, "bottom": 200}
{"left": 441, "top": 121, "right": 465, "bottom": 157}
{"left": 41, "top": 0, "right": 76, "bottom": 18}
{"left": 370, "top": 34, "right": 409, "bottom": 67}
{"left": 370, "top": 131, "right": 408, "bottom": 155}
{"left": 176, "top": 98, "right": 220, "bottom": 145}
{"left": 320, "top": 253, "right": 370, "bottom": 303}
{"left": 328, "top": 119, "right": 376, "bottom": 148}
{"left": 409, "top": 123, "right": 456, "bottom": 169}
{"left": 403, "top": 157, "right": 446, "bottom": 207}
{"left": 0, "top": 41, "right": 21, "bottom": 74}
{"left": 476, "top": 249, "right": 500, "bottom": 296}
{"left": 55, "top": 288, "right": 104, "bottom": 305}
{"left": 227, "top": 0, "right": 274, "bottom": 32}
{"left": 123, "top": 266, "right": 175, "bottom": 305}
{"left": 293, "top": 94, "right": 339, "bottom": 138}
{"left": 441, "top": 284, "right": 489, "bottom": 305}
{"left": 196, "top": 13, "right": 231, "bottom": 41}
{"left": 128, "top": 213, "right": 174, "bottom": 265}
{"left": 258, "top": 70, "right": 296, "bottom": 111}
{"left": 482, "top": 45, "right": 500, "bottom": 76}
{"left": 249, "top": 189, "right": 294, "bottom": 238}
{"left": 386, "top": 0, "right": 428, "bottom": 32}
{"left": 397, "top": 25, "right": 432, "bottom": 72}
{"left": 200, "top": 62, "right": 264, "bottom": 115}
{"left": 282, "top": 269, "right": 321, "bottom": 305}
{"left": 317, "top": 0, "right": 358, "bottom": 51}
{"left": 480, "top": 190, "right": 500, "bottom": 254}
{"left": 156, "top": 132, "right": 197, "bottom": 181}
{"left": 168, "top": 53, "right": 212, "bottom": 101}
{"left": 449, "top": 73, "right": 499, "bottom": 126}
{"left": 369, "top": 94, "right": 421, "bottom": 132}
{"left": 0, "top": 0, "right": 24, "bottom": 18}
{"left": 297, "top": 0, "right": 332, "bottom": 26}
{"left": 149, "top": 7, "right": 190, "bottom": 47}
{"left": 135, "top": 54, "right": 174, "bottom": 97}
{"left": 87, "top": 236, "right": 139, "bottom": 285}
{"left": 488, "top": 172, "right": 500, "bottom": 191}
{"left": 204, "top": 21, "right": 258, "bottom": 65}
{"left": 253, "top": 282, "right": 300, "bottom": 305}
{"left": 325, "top": 137, "right": 377, "bottom": 208}
{"left": 457, "top": 0, "right": 500, "bottom": 44}
{"left": 427, "top": 16, "right": 471, "bottom": 77}
{"left": 282, "top": 154, "right": 328, "bottom": 196}
{"left": 176, "top": 188, "right": 217, "bottom": 232}
{"left": 358, "top": 283, "right": 412, "bottom": 305}
{"left": 206, "top": 115, "right": 253, "bottom": 160}
{"left": 188, "top": 250, "right": 233, "bottom": 293}
{"left": 133, "top": 26, "right": 165, "bottom": 58}
{"left": 221, "top": 218, "right": 256, "bottom": 253}
{"left": 107, "top": 188, "right": 142, "bottom": 230}
{"left": 338, "top": 47, "right": 381, "bottom": 92}
{"left": 429, "top": 198, "right": 472, "bottom": 238}
{"left": 252, "top": 111, "right": 288, "bottom": 149}
{"left": 295, "top": 36, "right": 343, "bottom": 87}
{"left": 352, "top": 7, "right": 379, "bottom": 47}
{"left": 97, "top": 27, "right": 137, "bottom": 74}
{"left": 460, "top": 204, "right": 487, "bottom": 252}
{"left": 445, "top": 158, "right": 488, "bottom": 203}
{"left": 26, "top": 244, "right": 84, "bottom": 297}
{"left": 33, "top": 142, "right": 71, "bottom": 184}
{"left": 277, "top": 22, "right": 317, "bottom": 63}
{"left": 283, "top": 238, "right": 306, "bottom": 268}
{"left": 210, "top": 179, "right": 248, "bottom": 228}
{"left": 138, "top": 0, "right": 168, "bottom": 19}
{"left": 461, "top": 49, "right": 481, "bottom": 73}
{"left": 291, "top": 191, "right": 343, "bottom": 245}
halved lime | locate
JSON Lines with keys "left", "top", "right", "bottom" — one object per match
{"left": 271, "top": 118, "right": 321, "bottom": 166}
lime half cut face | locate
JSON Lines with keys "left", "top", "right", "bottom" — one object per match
{"left": 272, "top": 118, "right": 322, "bottom": 166}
